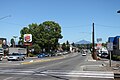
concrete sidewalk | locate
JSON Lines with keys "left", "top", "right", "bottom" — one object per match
{"left": 84, "top": 54, "right": 120, "bottom": 78}
{"left": 103, "top": 60, "right": 120, "bottom": 75}
{"left": 81, "top": 54, "right": 108, "bottom": 71}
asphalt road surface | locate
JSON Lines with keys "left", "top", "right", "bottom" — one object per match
{"left": 0, "top": 52, "right": 114, "bottom": 80}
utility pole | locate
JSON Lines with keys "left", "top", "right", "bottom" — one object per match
{"left": 92, "top": 23, "right": 95, "bottom": 54}
{"left": 92, "top": 23, "right": 97, "bottom": 60}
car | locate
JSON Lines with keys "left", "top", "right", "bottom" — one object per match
{"left": 56, "top": 52, "right": 62, "bottom": 56}
{"left": 101, "top": 53, "right": 108, "bottom": 58}
{"left": 19, "top": 53, "right": 26, "bottom": 59}
{"left": 0, "top": 55, "right": 3, "bottom": 61}
{"left": 82, "top": 53, "right": 86, "bottom": 56}
{"left": 38, "top": 53, "right": 46, "bottom": 58}
{"left": 7, "top": 53, "right": 25, "bottom": 61}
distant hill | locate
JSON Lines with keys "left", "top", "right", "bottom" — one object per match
{"left": 75, "top": 40, "right": 91, "bottom": 44}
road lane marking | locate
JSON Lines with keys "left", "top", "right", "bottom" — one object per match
{"left": 21, "top": 57, "right": 64, "bottom": 65}
{"left": 40, "top": 70, "right": 114, "bottom": 79}
{"left": 0, "top": 69, "right": 114, "bottom": 79}
{"left": 3, "top": 77, "right": 13, "bottom": 80}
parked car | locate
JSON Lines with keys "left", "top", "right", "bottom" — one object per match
{"left": 0, "top": 55, "right": 3, "bottom": 61}
{"left": 63, "top": 51, "right": 68, "bottom": 55}
{"left": 56, "top": 52, "right": 62, "bottom": 56}
{"left": 101, "top": 52, "right": 108, "bottom": 58}
{"left": 82, "top": 52, "right": 86, "bottom": 56}
{"left": 7, "top": 53, "right": 25, "bottom": 61}
{"left": 0, "top": 48, "right": 4, "bottom": 61}
{"left": 38, "top": 53, "right": 46, "bottom": 58}
{"left": 19, "top": 53, "right": 26, "bottom": 59}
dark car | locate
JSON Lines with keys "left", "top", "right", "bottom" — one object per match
{"left": 38, "top": 53, "right": 46, "bottom": 58}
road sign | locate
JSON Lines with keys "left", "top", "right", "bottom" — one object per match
{"left": 107, "top": 42, "right": 113, "bottom": 51}
{"left": 97, "top": 38, "right": 102, "bottom": 42}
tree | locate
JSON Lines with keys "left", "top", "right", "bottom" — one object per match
{"left": 41, "top": 21, "right": 63, "bottom": 52}
{"left": 10, "top": 38, "right": 15, "bottom": 47}
{"left": 18, "top": 27, "right": 30, "bottom": 45}
{"left": 62, "top": 43, "right": 66, "bottom": 51}
{"left": 71, "top": 42, "right": 75, "bottom": 47}
{"left": 32, "top": 44, "right": 41, "bottom": 54}
{"left": 61, "top": 41, "right": 70, "bottom": 51}
{"left": 66, "top": 40, "right": 70, "bottom": 51}
{"left": 19, "top": 21, "right": 63, "bottom": 53}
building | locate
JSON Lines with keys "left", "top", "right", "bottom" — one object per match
{"left": 108, "top": 36, "right": 120, "bottom": 56}
{"left": 0, "top": 38, "right": 7, "bottom": 49}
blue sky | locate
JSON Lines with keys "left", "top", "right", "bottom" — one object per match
{"left": 0, "top": 0, "right": 120, "bottom": 44}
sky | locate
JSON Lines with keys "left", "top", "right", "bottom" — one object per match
{"left": 0, "top": 0, "right": 120, "bottom": 44}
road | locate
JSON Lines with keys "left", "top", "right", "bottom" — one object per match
{"left": 0, "top": 52, "right": 114, "bottom": 80}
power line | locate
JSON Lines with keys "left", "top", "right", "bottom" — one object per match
{"left": 62, "top": 25, "right": 91, "bottom": 28}
{"left": 0, "top": 15, "right": 11, "bottom": 20}
{"left": 95, "top": 24, "right": 120, "bottom": 28}
{"left": 0, "top": 21, "right": 26, "bottom": 26}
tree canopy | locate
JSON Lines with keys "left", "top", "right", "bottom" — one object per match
{"left": 19, "top": 21, "right": 63, "bottom": 53}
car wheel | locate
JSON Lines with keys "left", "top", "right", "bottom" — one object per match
{"left": 17, "top": 57, "right": 20, "bottom": 61}
{"left": 22, "top": 58, "right": 24, "bottom": 61}
{"left": 0, "top": 58, "right": 2, "bottom": 61}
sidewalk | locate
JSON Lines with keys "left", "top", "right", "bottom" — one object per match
{"left": 84, "top": 54, "right": 120, "bottom": 78}
{"left": 103, "top": 60, "right": 120, "bottom": 75}
{"left": 82, "top": 54, "right": 108, "bottom": 71}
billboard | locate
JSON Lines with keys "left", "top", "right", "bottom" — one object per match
{"left": 24, "top": 34, "right": 32, "bottom": 42}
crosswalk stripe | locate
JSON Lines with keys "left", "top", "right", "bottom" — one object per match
{"left": 0, "top": 69, "right": 114, "bottom": 79}
{"left": 40, "top": 70, "right": 114, "bottom": 79}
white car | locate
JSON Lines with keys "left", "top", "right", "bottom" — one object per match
{"left": 82, "top": 53, "right": 86, "bottom": 56}
{"left": 7, "top": 53, "right": 25, "bottom": 61}
{"left": 0, "top": 56, "right": 3, "bottom": 61}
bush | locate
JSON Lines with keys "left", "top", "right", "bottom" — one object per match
{"left": 112, "top": 55, "right": 117, "bottom": 60}
{"left": 112, "top": 55, "right": 120, "bottom": 61}
{"left": 28, "top": 53, "right": 34, "bottom": 57}
{"left": 117, "top": 56, "right": 120, "bottom": 60}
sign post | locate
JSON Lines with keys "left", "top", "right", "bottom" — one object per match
{"left": 107, "top": 42, "right": 113, "bottom": 67}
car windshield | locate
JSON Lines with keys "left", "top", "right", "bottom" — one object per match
{"left": 9, "top": 53, "right": 20, "bottom": 56}
{"left": 102, "top": 53, "right": 108, "bottom": 55}
{"left": 0, "top": 0, "right": 119, "bottom": 80}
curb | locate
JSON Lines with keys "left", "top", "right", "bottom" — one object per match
{"left": 114, "top": 72, "right": 120, "bottom": 78}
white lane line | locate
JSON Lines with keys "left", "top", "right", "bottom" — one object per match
{"left": 35, "top": 61, "right": 64, "bottom": 70}
{"left": 40, "top": 70, "right": 114, "bottom": 79}
{"left": 3, "top": 77, "right": 13, "bottom": 80}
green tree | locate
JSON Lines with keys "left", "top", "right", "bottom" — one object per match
{"left": 10, "top": 38, "right": 15, "bottom": 47}
{"left": 32, "top": 44, "right": 41, "bottom": 54}
{"left": 71, "top": 42, "right": 75, "bottom": 47}
{"left": 61, "top": 41, "right": 70, "bottom": 51}
{"left": 66, "top": 40, "right": 70, "bottom": 51}
{"left": 18, "top": 27, "right": 30, "bottom": 45}
{"left": 19, "top": 21, "right": 63, "bottom": 53}
{"left": 62, "top": 43, "right": 66, "bottom": 51}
